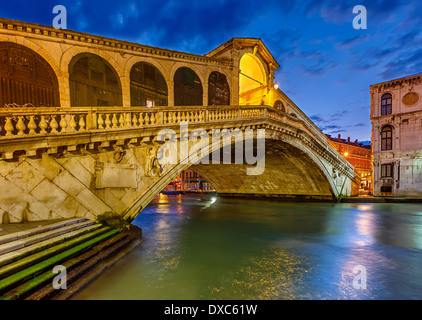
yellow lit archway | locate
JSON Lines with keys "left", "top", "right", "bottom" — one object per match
{"left": 239, "top": 54, "right": 266, "bottom": 105}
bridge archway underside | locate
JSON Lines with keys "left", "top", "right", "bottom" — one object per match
{"left": 0, "top": 105, "right": 358, "bottom": 224}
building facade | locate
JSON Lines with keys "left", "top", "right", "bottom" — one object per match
{"left": 327, "top": 134, "right": 372, "bottom": 192}
{"left": 371, "top": 73, "right": 422, "bottom": 196}
{"left": 162, "top": 169, "right": 215, "bottom": 194}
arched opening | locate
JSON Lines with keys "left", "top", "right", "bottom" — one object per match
{"left": 174, "top": 67, "right": 203, "bottom": 106}
{"left": 123, "top": 138, "right": 339, "bottom": 222}
{"left": 162, "top": 168, "right": 216, "bottom": 195}
{"left": 381, "top": 125, "right": 393, "bottom": 151}
{"left": 381, "top": 93, "right": 392, "bottom": 116}
{"left": 69, "top": 53, "right": 122, "bottom": 107}
{"left": 239, "top": 54, "right": 266, "bottom": 105}
{"left": 208, "top": 71, "right": 230, "bottom": 106}
{"left": 0, "top": 42, "right": 60, "bottom": 108}
{"left": 130, "top": 62, "right": 168, "bottom": 107}
{"left": 274, "top": 100, "right": 286, "bottom": 112}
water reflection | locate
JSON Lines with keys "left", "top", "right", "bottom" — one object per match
{"left": 73, "top": 196, "right": 422, "bottom": 300}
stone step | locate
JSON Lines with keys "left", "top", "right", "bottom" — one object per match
{"left": 0, "top": 220, "right": 96, "bottom": 256}
{"left": 0, "top": 218, "right": 89, "bottom": 246}
{"left": 0, "top": 223, "right": 102, "bottom": 269}
{"left": 11, "top": 233, "right": 134, "bottom": 300}
{"left": 0, "top": 228, "right": 119, "bottom": 300}
{"left": 0, "top": 226, "right": 113, "bottom": 290}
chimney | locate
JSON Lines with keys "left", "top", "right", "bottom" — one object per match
{"left": 347, "top": 137, "right": 350, "bottom": 143}
{"left": 338, "top": 134, "right": 341, "bottom": 141}
{"left": 355, "top": 139, "right": 358, "bottom": 145}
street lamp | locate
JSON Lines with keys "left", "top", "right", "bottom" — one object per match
{"left": 274, "top": 82, "right": 279, "bottom": 90}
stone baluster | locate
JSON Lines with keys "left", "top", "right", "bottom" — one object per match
{"left": 119, "top": 113, "right": 125, "bottom": 128}
{"left": 39, "top": 116, "right": 48, "bottom": 134}
{"left": 98, "top": 114, "right": 105, "bottom": 129}
{"left": 125, "top": 113, "right": 132, "bottom": 127}
{"left": 172, "top": 112, "right": 177, "bottom": 124}
{"left": 138, "top": 113, "right": 144, "bottom": 126}
{"left": 28, "top": 115, "right": 37, "bottom": 135}
{"left": 69, "top": 115, "right": 77, "bottom": 131}
{"left": 143, "top": 113, "right": 148, "bottom": 125}
{"left": 16, "top": 116, "right": 26, "bottom": 135}
{"left": 79, "top": 116, "right": 86, "bottom": 131}
{"left": 4, "top": 117, "right": 14, "bottom": 136}
{"left": 112, "top": 114, "right": 119, "bottom": 128}
{"left": 132, "top": 113, "right": 139, "bottom": 127}
{"left": 163, "top": 112, "right": 168, "bottom": 124}
{"left": 105, "top": 114, "right": 112, "bottom": 129}
{"left": 150, "top": 112, "right": 156, "bottom": 125}
{"left": 59, "top": 115, "right": 68, "bottom": 132}
{"left": 50, "top": 116, "right": 59, "bottom": 133}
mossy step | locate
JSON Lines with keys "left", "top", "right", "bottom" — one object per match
{"left": 17, "top": 233, "right": 132, "bottom": 300}
{"left": 0, "top": 223, "right": 103, "bottom": 269}
{"left": 0, "top": 226, "right": 112, "bottom": 287}
{"left": 0, "top": 220, "right": 96, "bottom": 256}
{"left": 0, "top": 228, "right": 119, "bottom": 300}
{"left": 0, "top": 218, "right": 88, "bottom": 246}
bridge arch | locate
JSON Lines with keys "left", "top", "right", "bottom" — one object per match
{"left": 69, "top": 53, "right": 123, "bottom": 107}
{"left": 123, "top": 132, "right": 344, "bottom": 222}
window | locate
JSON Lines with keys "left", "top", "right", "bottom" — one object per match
{"left": 274, "top": 100, "right": 286, "bottom": 112}
{"left": 146, "top": 98, "right": 155, "bottom": 108}
{"left": 381, "top": 163, "right": 393, "bottom": 178}
{"left": 381, "top": 186, "right": 392, "bottom": 193}
{"left": 381, "top": 126, "right": 393, "bottom": 151}
{"left": 381, "top": 93, "right": 392, "bottom": 115}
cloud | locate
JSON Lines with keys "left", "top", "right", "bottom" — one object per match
{"left": 335, "top": 34, "right": 369, "bottom": 50}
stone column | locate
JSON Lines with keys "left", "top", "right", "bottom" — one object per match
{"left": 203, "top": 81, "right": 208, "bottom": 107}
{"left": 168, "top": 80, "right": 174, "bottom": 107}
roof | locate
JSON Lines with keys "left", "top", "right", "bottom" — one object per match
{"left": 206, "top": 37, "right": 280, "bottom": 70}
{"left": 371, "top": 71, "right": 422, "bottom": 89}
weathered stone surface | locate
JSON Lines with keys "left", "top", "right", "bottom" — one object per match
{"left": 95, "top": 163, "right": 138, "bottom": 189}
{"left": 30, "top": 179, "right": 68, "bottom": 209}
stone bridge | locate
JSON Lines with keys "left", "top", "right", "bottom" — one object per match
{"left": 0, "top": 18, "right": 359, "bottom": 224}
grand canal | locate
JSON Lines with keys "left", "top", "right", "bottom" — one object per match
{"left": 73, "top": 195, "right": 422, "bottom": 300}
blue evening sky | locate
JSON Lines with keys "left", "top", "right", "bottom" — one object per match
{"left": 1, "top": 0, "right": 420, "bottom": 143}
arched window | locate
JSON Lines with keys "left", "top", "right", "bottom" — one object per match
{"left": 381, "top": 93, "right": 392, "bottom": 116}
{"left": 274, "top": 100, "right": 286, "bottom": 112}
{"left": 130, "top": 62, "right": 168, "bottom": 107}
{"left": 69, "top": 53, "right": 122, "bottom": 107}
{"left": 0, "top": 42, "right": 60, "bottom": 108}
{"left": 208, "top": 71, "right": 230, "bottom": 105}
{"left": 381, "top": 126, "right": 393, "bottom": 151}
{"left": 290, "top": 113, "right": 297, "bottom": 118}
{"left": 174, "top": 67, "right": 203, "bottom": 106}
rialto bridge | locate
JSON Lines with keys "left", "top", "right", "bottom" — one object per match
{"left": 0, "top": 18, "right": 359, "bottom": 224}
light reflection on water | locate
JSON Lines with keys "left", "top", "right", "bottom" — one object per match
{"left": 73, "top": 195, "right": 422, "bottom": 300}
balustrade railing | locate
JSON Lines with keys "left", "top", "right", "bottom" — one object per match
{"left": 0, "top": 105, "right": 329, "bottom": 148}
{"left": 0, "top": 106, "right": 277, "bottom": 138}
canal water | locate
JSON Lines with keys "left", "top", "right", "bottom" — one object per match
{"left": 73, "top": 195, "right": 422, "bottom": 300}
